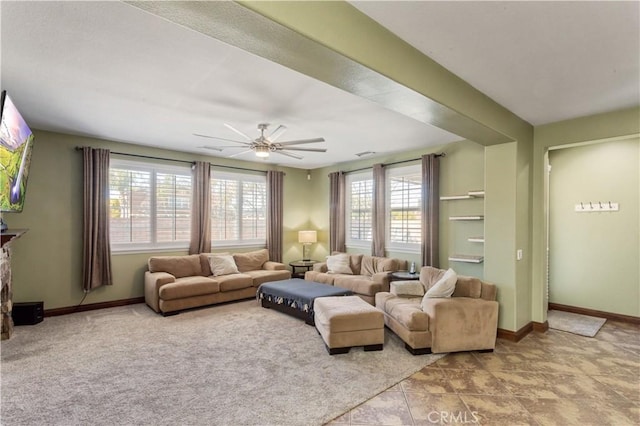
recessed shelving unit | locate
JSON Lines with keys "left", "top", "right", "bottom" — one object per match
{"left": 448, "top": 254, "right": 484, "bottom": 264}
{"left": 441, "top": 190, "right": 485, "bottom": 268}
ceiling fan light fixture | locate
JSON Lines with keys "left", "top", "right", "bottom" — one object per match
{"left": 255, "top": 145, "right": 270, "bottom": 158}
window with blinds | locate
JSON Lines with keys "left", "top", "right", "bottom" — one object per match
{"left": 109, "top": 159, "right": 192, "bottom": 252}
{"left": 386, "top": 164, "right": 421, "bottom": 251}
{"left": 345, "top": 171, "right": 373, "bottom": 247}
{"left": 210, "top": 170, "right": 266, "bottom": 247}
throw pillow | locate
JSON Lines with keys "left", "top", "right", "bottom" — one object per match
{"left": 390, "top": 281, "right": 425, "bottom": 297}
{"left": 208, "top": 254, "right": 240, "bottom": 277}
{"left": 326, "top": 253, "right": 353, "bottom": 275}
{"left": 424, "top": 268, "right": 457, "bottom": 298}
{"left": 233, "top": 249, "right": 269, "bottom": 272}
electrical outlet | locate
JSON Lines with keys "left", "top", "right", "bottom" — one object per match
{"left": 516, "top": 249, "right": 523, "bottom": 261}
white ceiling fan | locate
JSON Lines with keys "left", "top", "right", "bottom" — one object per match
{"left": 194, "top": 123, "right": 326, "bottom": 159}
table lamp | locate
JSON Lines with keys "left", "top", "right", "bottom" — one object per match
{"left": 298, "top": 230, "right": 317, "bottom": 261}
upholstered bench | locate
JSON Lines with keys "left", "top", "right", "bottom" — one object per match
{"left": 313, "top": 296, "right": 384, "bottom": 355}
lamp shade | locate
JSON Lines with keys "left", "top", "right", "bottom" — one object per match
{"left": 298, "top": 230, "right": 317, "bottom": 244}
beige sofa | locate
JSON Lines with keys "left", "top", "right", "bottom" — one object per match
{"left": 304, "top": 253, "right": 407, "bottom": 305}
{"left": 376, "top": 266, "right": 499, "bottom": 355}
{"left": 145, "top": 249, "right": 291, "bottom": 315}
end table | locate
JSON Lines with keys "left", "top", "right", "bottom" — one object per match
{"left": 289, "top": 260, "right": 317, "bottom": 279}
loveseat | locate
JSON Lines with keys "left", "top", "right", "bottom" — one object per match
{"left": 304, "top": 252, "right": 407, "bottom": 305}
{"left": 375, "top": 266, "right": 499, "bottom": 355}
{"left": 145, "top": 249, "right": 291, "bottom": 315}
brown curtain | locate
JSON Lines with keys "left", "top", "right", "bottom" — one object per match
{"left": 82, "top": 147, "right": 113, "bottom": 292}
{"left": 329, "top": 171, "right": 346, "bottom": 253}
{"left": 421, "top": 154, "right": 440, "bottom": 267}
{"left": 371, "top": 163, "right": 385, "bottom": 257}
{"left": 189, "top": 161, "right": 211, "bottom": 254}
{"left": 266, "top": 170, "right": 284, "bottom": 262}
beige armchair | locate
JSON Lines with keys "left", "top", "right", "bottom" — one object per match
{"left": 375, "top": 266, "right": 499, "bottom": 354}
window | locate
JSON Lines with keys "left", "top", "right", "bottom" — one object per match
{"left": 345, "top": 171, "right": 373, "bottom": 247}
{"left": 109, "top": 159, "right": 192, "bottom": 252}
{"left": 210, "top": 170, "right": 266, "bottom": 247}
{"left": 386, "top": 164, "right": 421, "bottom": 252}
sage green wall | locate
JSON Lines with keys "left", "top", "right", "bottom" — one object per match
{"left": 5, "top": 130, "right": 310, "bottom": 310}
{"left": 530, "top": 106, "right": 640, "bottom": 323}
{"left": 307, "top": 139, "right": 485, "bottom": 273}
{"left": 485, "top": 143, "right": 518, "bottom": 330}
{"left": 548, "top": 138, "right": 639, "bottom": 316}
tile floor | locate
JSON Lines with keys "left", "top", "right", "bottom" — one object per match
{"left": 326, "top": 320, "right": 640, "bottom": 425}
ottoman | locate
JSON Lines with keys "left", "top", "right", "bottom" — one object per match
{"left": 314, "top": 296, "right": 385, "bottom": 355}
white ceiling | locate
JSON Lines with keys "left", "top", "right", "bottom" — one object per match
{"left": 351, "top": 1, "right": 639, "bottom": 126}
{"left": 1, "top": 1, "right": 638, "bottom": 169}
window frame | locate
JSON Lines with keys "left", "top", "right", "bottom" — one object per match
{"left": 109, "top": 158, "right": 193, "bottom": 254}
{"left": 385, "top": 164, "right": 422, "bottom": 254}
{"left": 210, "top": 169, "right": 267, "bottom": 249}
{"left": 345, "top": 170, "right": 373, "bottom": 250}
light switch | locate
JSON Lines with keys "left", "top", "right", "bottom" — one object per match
{"left": 516, "top": 249, "right": 523, "bottom": 261}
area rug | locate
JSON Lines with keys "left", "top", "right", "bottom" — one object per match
{"left": 1, "top": 300, "right": 443, "bottom": 426}
{"left": 547, "top": 309, "right": 607, "bottom": 337}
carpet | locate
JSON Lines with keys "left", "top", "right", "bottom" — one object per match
{"left": 1, "top": 300, "right": 443, "bottom": 425}
{"left": 547, "top": 309, "right": 607, "bottom": 337}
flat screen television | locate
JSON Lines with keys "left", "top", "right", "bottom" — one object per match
{"left": 0, "top": 90, "right": 35, "bottom": 219}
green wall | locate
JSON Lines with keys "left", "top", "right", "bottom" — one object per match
{"left": 530, "top": 106, "right": 640, "bottom": 323}
{"left": 548, "top": 137, "right": 639, "bottom": 316}
{"left": 5, "top": 130, "right": 310, "bottom": 310}
{"left": 307, "top": 139, "right": 485, "bottom": 272}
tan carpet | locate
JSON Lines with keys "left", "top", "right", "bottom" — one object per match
{"left": 1, "top": 300, "right": 443, "bottom": 425}
{"left": 547, "top": 309, "right": 607, "bottom": 337}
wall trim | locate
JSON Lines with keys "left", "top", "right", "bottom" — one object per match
{"left": 549, "top": 303, "right": 640, "bottom": 324}
{"left": 533, "top": 320, "right": 549, "bottom": 332}
{"left": 45, "top": 297, "right": 145, "bottom": 317}
{"left": 497, "top": 322, "right": 532, "bottom": 342}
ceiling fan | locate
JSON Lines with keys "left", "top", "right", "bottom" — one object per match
{"left": 194, "top": 123, "right": 326, "bottom": 159}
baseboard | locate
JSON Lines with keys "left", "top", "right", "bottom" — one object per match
{"left": 497, "top": 322, "right": 532, "bottom": 342}
{"left": 533, "top": 320, "right": 549, "bottom": 332}
{"left": 548, "top": 302, "right": 640, "bottom": 324}
{"left": 44, "top": 297, "right": 145, "bottom": 317}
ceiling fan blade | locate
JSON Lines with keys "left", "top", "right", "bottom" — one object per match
{"left": 281, "top": 147, "right": 327, "bottom": 153}
{"left": 224, "top": 123, "right": 254, "bottom": 142}
{"left": 199, "top": 146, "right": 223, "bottom": 152}
{"left": 193, "top": 134, "right": 251, "bottom": 145}
{"left": 267, "top": 125, "right": 287, "bottom": 142}
{"left": 276, "top": 137, "right": 325, "bottom": 146}
{"left": 273, "top": 150, "right": 303, "bottom": 160}
{"left": 228, "top": 149, "right": 253, "bottom": 158}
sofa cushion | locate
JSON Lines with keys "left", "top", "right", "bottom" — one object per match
{"left": 334, "top": 276, "right": 383, "bottom": 297}
{"left": 208, "top": 254, "right": 240, "bottom": 277}
{"left": 391, "top": 281, "right": 425, "bottom": 297}
{"left": 424, "top": 268, "right": 457, "bottom": 299}
{"left": 233, "top": 249, "right": 269, "bottom": 273}
{"left": 452, "top": 275, "right": 482, "bottom": 299}
{"left": 304, "top": 271, "right": 336, "bottom": 285}
{"left": 158, "top": 276, "right": 219, "bottom": 300}
{"left": 420, "top": 266, "right": 446, "bottom": 292}
{"left": 148, "top": 255, "right": 203, "bottom": 278}
{"left": 244, "top": 269, "right": 291, "bottom": 287}
{"left": 381, "top": 296, "right": 429, "bottom": 332}
{"left": 216, "top": 274, "right": 253, "bottom": 292}
{"left": 327, "top": 253, "right": 353, "bottom": 274}
{"left": 361, "top": 256, "right": 396, "bottom": 277}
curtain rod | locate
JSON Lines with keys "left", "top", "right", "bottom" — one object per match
{"left": 74, "top": 147, "right": 269, "bottom": 174}
{"left": 344, "top": 152, "right": 446, "bottom": 174}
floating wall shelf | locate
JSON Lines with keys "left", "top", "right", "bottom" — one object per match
{"left": 468, "top": 236, "right": 485, "bottom": 243}
{"left": 440, "top": 190, "right": 484, "bottom": 200}
{"left": 448, "top": 254, "right": 484, "bottom": 264}
{"left": 449, "top": 215, "right": 484, "bottom": 221}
